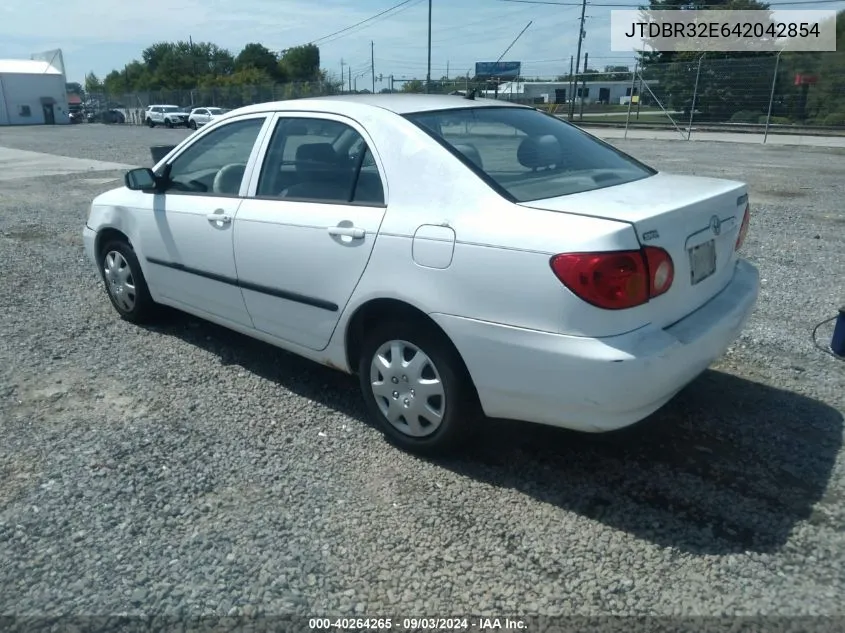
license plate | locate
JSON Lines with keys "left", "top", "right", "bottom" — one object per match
{"left": 689, "top": 239, "right": 716, "bottom": 285}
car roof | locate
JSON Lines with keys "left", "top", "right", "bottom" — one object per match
{"left": 229, "top": 93, "right": 528, "bottom": 117}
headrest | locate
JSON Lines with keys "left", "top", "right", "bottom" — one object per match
{"left": 296, "top": 143, "right": 339, "bottom": 166}
{"left": 452, "top": 144, "right": 484, "bottom": 170}
{"left": 517, "top": 134, "right": 562, "bottom": 170}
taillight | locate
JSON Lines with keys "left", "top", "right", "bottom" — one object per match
{"left": 550, "top": 247, "right": 674, "bottom": 310}
{"left": 736, "top": 203, "right": 750, "bottom": 251}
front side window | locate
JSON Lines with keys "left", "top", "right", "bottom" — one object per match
{"left": 255, "top": 117, "right": 384, "bottom": 205}
{"left": 405, "top": 106, "right": 654, "bottom": 203}
{"left": 163, "top": 117, "right": 266, "bottom": 195}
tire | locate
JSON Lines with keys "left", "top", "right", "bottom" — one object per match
{"left": 189, "top": 120, "right": 197, "bottom": 130}
{"left": 358, "top": 319, "right": 479, "bottom": 456}
{"left": 99, "top": 239, "right": 157, "bottom": 324}
{"left": 146, "top": 118, "right": 154, "bottom": 128}
{"left": 165, "top": 119, "right": 173, "bottom": 128}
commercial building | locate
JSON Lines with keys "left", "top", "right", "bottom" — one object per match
{"left": 0, "top": 50, "right": 70, "bottom": 125}
{"left": 483, "top": 79, "right": 659, "bottom": 105}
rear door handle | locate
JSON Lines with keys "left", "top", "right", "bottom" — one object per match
{"left": 328, "top": 226, "right": 365, "bottom": 239}
{"left": 207, "top": 211, "right": 232, "bottom": 224}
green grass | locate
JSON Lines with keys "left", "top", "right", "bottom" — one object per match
{"left": 576, "top": 112, "right": 670, "bottom": 123}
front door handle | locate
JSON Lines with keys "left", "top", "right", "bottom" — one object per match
{"left": 327, "top": 226, "right": 365, "bottom": 239}
{"left": 207, "top": 211, "right": 232, "bottom": 225}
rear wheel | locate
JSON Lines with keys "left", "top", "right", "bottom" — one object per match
{"left": 358, "top": 320, "right": 478, "bottom": 456}
{"left": 99, "top": 239, "right": 157, "bottom": 324}
{"left": 146, "top": 118, "right": 154, "bottom": 128}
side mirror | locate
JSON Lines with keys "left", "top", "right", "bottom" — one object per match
{"left": 125, "top": 167, "right": 157, "bottom": 191}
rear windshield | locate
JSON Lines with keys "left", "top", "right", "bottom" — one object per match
{"left": 405, "top": 106, "right": 655, "bottom": 202}
{"left": 208, "top": 108, "right": 223, "bottom": 114}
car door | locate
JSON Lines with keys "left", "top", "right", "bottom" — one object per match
{"left": 233, "top": 114, "right": 388, "bottom": 351}
{"left": 138, "top": 113, "right": 272, "bottom": 326}
{"left": 195, "top": 108, "right": 208, "bottom": 125}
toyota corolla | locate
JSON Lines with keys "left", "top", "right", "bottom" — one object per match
{"left": 83, "top": 94, "right": 759, "bottom": 455}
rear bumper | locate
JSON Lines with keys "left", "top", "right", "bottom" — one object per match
{"left": 432, "top": 259, "right": 760, "bottom": 432}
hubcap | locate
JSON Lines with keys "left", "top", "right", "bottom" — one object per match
{"left": 369, "top": 339, "right": 445, "bottom": 438}
{"left": 103, "top": 251, "right": 136, "bottom": 312}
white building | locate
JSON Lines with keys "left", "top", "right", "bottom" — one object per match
{"left": 483, "top": 79, "right": 659, "bottom": 105}
{"left": 0, "top": 50, "right": 70, "bottom": 126}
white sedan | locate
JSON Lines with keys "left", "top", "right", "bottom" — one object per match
{"left": 82, "top": 94, "right": 759, "bottom": 455}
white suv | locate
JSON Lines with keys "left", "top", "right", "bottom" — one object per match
{"left": 145, "top": 105, "right": 189, "bottom": 128}
{"left": 188, "top": 107, "right": 224, "bottom": 129}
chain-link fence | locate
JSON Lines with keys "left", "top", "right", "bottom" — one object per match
{"left": 562, "top": 52, "right": 845, "bottom": 140}
{"left": 84, "top": 80, "right": 339, "bottom": 125}
{"left": 81, "top": 53, "right": 845, "bottom": 139}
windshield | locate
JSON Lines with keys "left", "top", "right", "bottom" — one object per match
{"left": 162, "top": 106, "right": 180, "bottom": 113}
{"left": 208, "top": 108, "right": 223, "bottom": 115}
{"left": 405, "top": 106, "right": 655, "bottom": 203}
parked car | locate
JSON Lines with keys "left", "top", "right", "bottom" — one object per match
{"left": 82, "top": 94, "right": 759, "bottom": 455}
{"left": 86, "top": 109, "right": 125, "bottom": 124}
{"left": 145, "top": 105, "right": 189, "bottom": 128}
{"left": 188, "top": 107, "right": 225, "bottom": 129}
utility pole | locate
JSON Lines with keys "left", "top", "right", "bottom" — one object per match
{"left": 579, "top": 52, "right": 588, "bottom": 121}
{"left": 446, "top": 60, "right": 450, "bottom": 80}
{"left": 371, "top": 41, "right": 376, "bottom": 94}
{"left": 575, "top": 0, "right": 586, "bottom": 75}
{"left": 569, "top": 0, "right": 587, "bottom": 120}
{"left": 348, "top": 66, "right": 352, "bottom": 94}
{"left": 567, "top": 55, "right": 573, "bottom": 118}
{"left": 340, "top": 59, "right": 345, "bottom": 92}
{"left": 426, "top": 0, "right": 432, "bottom": 93}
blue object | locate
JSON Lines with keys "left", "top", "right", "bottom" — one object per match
{"left": 474, "top": 61, "right": 522, "bottom": 79}
{"left": 832, "top": 307, "right": 845, "bottom": 357}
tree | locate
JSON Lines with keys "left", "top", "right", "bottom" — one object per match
{"left": 236, "top": 43, "right": 283, "bottom": 81}
{"left": 94, "top": 39, "right": 332, "bottom": 104}
{"left": 84, "top": 72, "right": 103, "bottom": 93}
{"left": 636, "top": 0, "right": 779, "bottom": 121}
{"left": 66, "top": 81, "right": 83, "bottom": 95}
{"left": 776, "top": 11, "right": 845, "bottom": 123}
{"left": 401, "top": 79, "right": 425, "bottom": 93}
{"left": 280, "top": 44, "right": 320, "bottom": 81}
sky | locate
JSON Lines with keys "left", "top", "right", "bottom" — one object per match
{"left": 1, "top": 0, "right": 843, "bottom": 88}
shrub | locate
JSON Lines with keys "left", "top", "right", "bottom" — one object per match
{"left": 730, "top": 110, "right": 761, "bottom": 123}
{"left": 822, "top": 112, "right": 845, "bottom": 126}
{"left": 757, "top": 115, "right": 791, "bottom": 125}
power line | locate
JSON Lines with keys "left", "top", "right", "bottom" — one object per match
{"left": 309, "top": 0, "right": 422, "bottom": 46}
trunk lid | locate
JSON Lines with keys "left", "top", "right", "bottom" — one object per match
{"left": 519, "top": 172, "right": 749, "bottom": 330}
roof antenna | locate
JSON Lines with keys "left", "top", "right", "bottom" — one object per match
{"left": 464, "top": 88, "right": 477, "bottom": 100}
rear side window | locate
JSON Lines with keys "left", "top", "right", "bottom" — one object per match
{"left": 254, "top": 117, "right": 385, "bottom": 205}
{"left": 405, "top": 106, "right": 655, "bottom": 203}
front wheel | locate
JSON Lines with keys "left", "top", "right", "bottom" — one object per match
{"left": 146, "top": 118, "right": 154, "bottom": 128}
{"left": 165, "top": 119, "right": 173, "bottom": 128}
{"left": 358, "top": 320, "right": 479, "bottom": 456}
{"left": 100, "top": 240, "right": 157, "bottom": 324}
{"left": 189, "top": 120, "right": 197, "bottom": 130}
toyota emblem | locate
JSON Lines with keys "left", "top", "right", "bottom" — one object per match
{"left": 710, "top": 215, "right": 722, "bottom": 236}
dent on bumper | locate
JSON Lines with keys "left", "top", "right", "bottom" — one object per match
{"left": 432, "top": 259, "right": 760, "bottom": 432}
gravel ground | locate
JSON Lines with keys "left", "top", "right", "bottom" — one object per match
{"left": 1, "top": 123, "right": 844, "bottom": 621}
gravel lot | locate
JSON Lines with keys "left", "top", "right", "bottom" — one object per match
{"left": 1, "top": 123, "right": 844, "bottom": 620}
